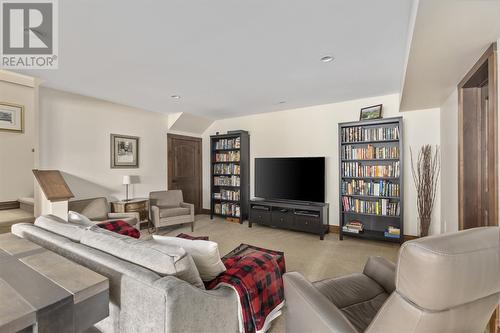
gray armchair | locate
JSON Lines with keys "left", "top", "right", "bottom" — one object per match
{"left": 68, "top": 197, "right": 139, "bottom": 228}
{"left": 149, "top": 190, "right": 195, "bottom": 232}
{"left": 284, "top": 227, "right": 500, "bottom": 333}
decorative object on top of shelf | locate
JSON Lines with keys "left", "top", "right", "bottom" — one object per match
{"left": 359, "top": 104, "right": 383, "bottom": 121}
{"left": 410, "top": 145, "right": 441, "bottom": 237}
{"left": 111, "top": 134, "right": 139, "bottom": 168}
{"left": 0, "top": 102, "right": 24, "bottom": 133}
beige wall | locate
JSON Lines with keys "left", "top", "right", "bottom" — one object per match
{"left": 0, "top": 71, "right": 38, "bottom": 202}
{"left": 439, "top": 89, "right": 459, "bottom": 233}
{"left": 39, "top": 88, "right": 170, "bottom": 201}
{"left": 202, "top": 94, "right": 441, "bottom": 236}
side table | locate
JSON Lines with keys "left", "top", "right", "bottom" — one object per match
{"left": 111, "top": 198, "right": 149, "bottom": 229}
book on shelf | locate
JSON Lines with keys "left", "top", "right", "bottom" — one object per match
{"left": 341, "top": 179, "right": 400, "bottom": 197}
{"left": 213, "top": 163, "right": 240, "bottom": 175}
{"left": 342, "top": 161, "right": 400, "bottom": 178}
{"left": 214, "top": 137, "right": 241, "bottom": 150}
{"left": 384, "top": 230, "right": 401, "bottom": 239}
{"left": 213, "top": 189, "right": 240, "bottom": 201}
{"left": 341, "top": 126, "right": 400, "bottom": 143}
{"left": 213, "top": 175, "right": 240, "bottom": 187}
{"left": 342, "top": 144, "right": 399, "bottom": 160}
{"left": 214, "top": 202, "right": 241, "bottom": 217}
{"left": 342, "top": 197, "right": 400, "bottom": 216}
{"left": 342, "top": 220, "right": 364, "bottom": 234}
{"left": 215, "top": 151, "right": 240, "bottom": 162}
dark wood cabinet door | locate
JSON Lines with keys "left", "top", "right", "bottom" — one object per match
{"left": 167, "top": 134, "right": 202, "bottom": 214}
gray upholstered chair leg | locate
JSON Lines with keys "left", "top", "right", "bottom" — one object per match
{"left": 191, "top": 222, "right": 194, "bottom": 232}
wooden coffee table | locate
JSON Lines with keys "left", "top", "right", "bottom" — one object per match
{"left": 0, "top": 233, "right": 109, "bottom": 333}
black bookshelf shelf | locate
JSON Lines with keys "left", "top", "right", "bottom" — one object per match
{"left": 342, "top": 229, "right": 401, "bottom": 243}
{"left": 341, "top": 139, "right": 399, "bottom": 145}
{"left": 339, "top": 117, "right": 404, "bottom": 244}
{"left": 210, "top": 131, "right": 250, "bottom": 223}
{"left": 342, "top": 194, "right": 400, "bottom": 200}
{"left": 342, "top": 158, "right": 399, "bottom": 162}
{"left": 342, "top": 211, "right": 400, "bottom": 218}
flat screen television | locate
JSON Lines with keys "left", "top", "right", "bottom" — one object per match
{"left": 255, "top": 157, "right": 325, "bottom": 203}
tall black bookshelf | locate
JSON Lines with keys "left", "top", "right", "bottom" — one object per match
{"left": 338, "top": 117, "right": 404, "bottom": 244}
{"left": 210, "top": 130, "right": 250, "bottom": 223}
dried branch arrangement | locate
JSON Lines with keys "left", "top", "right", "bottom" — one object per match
{"left": 410, "top": 145, "right": 441, "bottom": 237}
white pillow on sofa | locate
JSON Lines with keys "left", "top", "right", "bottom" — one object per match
{"left": 68, "top": 211, "right": 95, "bottom": 227}
{"left": 152, "top": 235, "right": 226, "bottom": 281}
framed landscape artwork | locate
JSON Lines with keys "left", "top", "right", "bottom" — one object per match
{"left": 359, "top": 104, "right": 383, "bottom": 121}
{"left": 0, "top": 102, "right": 24, "bottom": 132}
{"left": 110, "top": 134, "right": 139, "bottom": 168}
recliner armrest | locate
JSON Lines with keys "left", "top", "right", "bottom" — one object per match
{"left": 283, "top": 272, "right": 358, "bottom": 333}
{"left": 180, "top": 202, "right": 194, "bottom": 215}
{"left": 363, "top": 256, "right": 396, "bottom": 294}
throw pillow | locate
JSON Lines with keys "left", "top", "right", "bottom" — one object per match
{"left": 152, "top": 235, "right": 226, "bottom": 281}
{"left": 68, "top": 211, "right": 95, "bottom": 227}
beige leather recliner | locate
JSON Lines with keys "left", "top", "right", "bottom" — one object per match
{"left": 284, "top": 227, "right": 500, "bottom": 333}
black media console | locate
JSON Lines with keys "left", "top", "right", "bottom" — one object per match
{"left": 248, "top": 200, "right": 329, "bottom": 240}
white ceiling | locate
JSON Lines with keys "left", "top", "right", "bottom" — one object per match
{"left": 400, "top": 0, "right": 500, "bottom": 111}
{"left": 22, "top": 0, "right": 414, "bottom": 119}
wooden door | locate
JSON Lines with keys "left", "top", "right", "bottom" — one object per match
{"left": 458, "top": 44, "right": 498, "bottom": 230}
{"left": 167, "top": 134, "right": 202, "bottom": 214}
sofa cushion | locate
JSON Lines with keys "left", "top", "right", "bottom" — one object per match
{"left": 68, "top": 197, "right": 109, "bottom": 221}
{"left": 68, "top": 211, "right": 95, "bottom": 227}
{"left": 159, "top": 207, "right": 190, "bottom": 218}
{"left": 313, "top": 273, "right": 388, "bottom": 333}
{"left": 153, "top": 235, "right": 226, "bottom": 281}
{"left": 34, "top": 215, "right": 87, "bottom": 242}
{"left": 81, "top": 228, "right": 204, "bottom": 288}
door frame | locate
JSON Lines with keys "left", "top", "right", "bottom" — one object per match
{"left": 458, "top": 43, "right": 498, "bottom": 230}
{"left": 167, "top": 133, "right": 203, "bottom": 214}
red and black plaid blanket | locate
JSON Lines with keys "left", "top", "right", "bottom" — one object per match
{"left": 206, "top": 245, "right": 286, "bottom": 333}
{"left": 98, "top": 220, "right": 140, "bottom": 239}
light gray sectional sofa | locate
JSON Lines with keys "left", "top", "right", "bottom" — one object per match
{"left": 12, "top": 215, "right": 239, "bottom": 333}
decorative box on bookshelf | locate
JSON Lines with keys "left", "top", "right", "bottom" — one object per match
{"left": 210, "top": 130, "right": 250, "bottom": 223}
{"left": 338, "top": 117, "right": 404, "bottom": 244}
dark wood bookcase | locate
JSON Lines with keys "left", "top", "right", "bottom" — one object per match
{"left": 338, "top": 117, "right": 404, "bottom": 243}
{"left": 210, "top": 130, "right": 250, "bottom": 223}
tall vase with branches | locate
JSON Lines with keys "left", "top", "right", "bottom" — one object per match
{"left": 410, "top": 145, "right": 441, "bottom": 237}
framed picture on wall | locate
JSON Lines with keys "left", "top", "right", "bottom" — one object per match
{"left": 111, "top": 134, "right": 139, "bottom": 168}
{"left": 359, "top": 104, "right": 383, "bottom": 121}
{"left": 0, "top": 102, "right": 24, "bottom": 133}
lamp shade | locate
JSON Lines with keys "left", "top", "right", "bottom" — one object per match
{"left": 122, "top": 175, "right": 131, "bottom": 185}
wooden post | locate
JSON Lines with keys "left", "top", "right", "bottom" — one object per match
{"left": 33, "top": 170, "right": 74, "bottom": 220}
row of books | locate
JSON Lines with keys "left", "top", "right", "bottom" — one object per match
{"left": 341, "top": 126, "right": 400, "bottom": 143}
{"left": 342, "top": 145, "right": 399, "bottom": 160}
{"left": 214, "top": 137, "right": 241, "bottom": 150}
{"left": 341, "top": 179, "right": 400, "bottom": 197}
{"left": 215, "top": 151, "right": 240, "bottom": 162}
{"left": 342, "top": 162, "right": 400, "bottom": 178}
{"left": 213, "top": 175, "right": 240, "bottom": 187}
{"left": 342, "top": 220, "right": 364, "bottom": 233}
{"left": 214, "top": 203, "right": 241, "bottom": 217}
{"left": 384, "top": 226, "right": 401, "bottom": 238}
{"left": 213, "top": 189, "right": 240, "bottom": 201}
{"left": 213, "top": 163, "right": 240, "bottom": 175}
{"left": 342, "top": 197, "right": 400, "bottom": 216}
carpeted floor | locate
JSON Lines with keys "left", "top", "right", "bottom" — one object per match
{"left": 142, "top": 214, "right": 400, "bottom": 333}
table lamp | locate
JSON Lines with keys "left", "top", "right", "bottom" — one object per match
{"left": 122, "top": 175, "right": 131, "bottom": 201}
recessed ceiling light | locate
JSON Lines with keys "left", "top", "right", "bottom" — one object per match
{"left": 171, "top": 95, "right": 181, "bottom": 100}
{"left": 320, "top": 55, "right": 334, "bottom": 63}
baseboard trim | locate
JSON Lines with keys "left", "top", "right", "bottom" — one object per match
{"left": 0, "top": 201, "right": 20, "bottom": 210}
{"left": 328, "top": 225, "right": 419, "bottom": 243}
